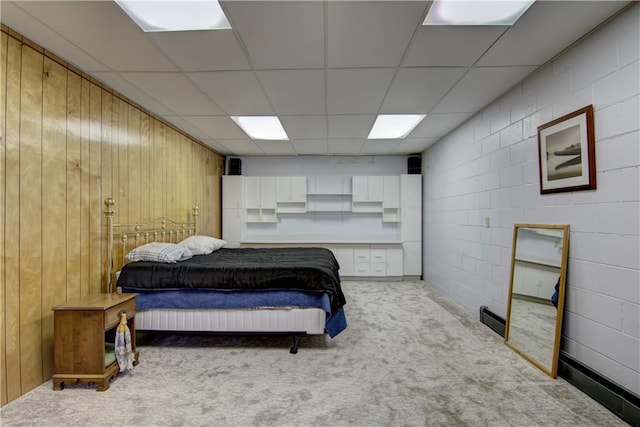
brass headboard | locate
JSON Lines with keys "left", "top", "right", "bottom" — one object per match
{"left": 104, "top": 198, "right": 198, "bottom": 293}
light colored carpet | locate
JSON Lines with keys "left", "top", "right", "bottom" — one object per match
{"left": 0, "top": 281, "right": 625, "bottom": 426}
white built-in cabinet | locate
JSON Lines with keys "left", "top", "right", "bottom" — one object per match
{"left": 221, "top": 174, "right": 422, "bottom": 278}
{"left": 352, "top": 246, "right": 403, "bottom": 277}
{"left": 275, "top": 176, "right": 307, "bottom": 213}
{"left": 400, "top": 175, "right": 422, "bottom": 277}
{"left": 222, "top": 175, "right": 244, "bottom": 244}
{"left": 307, "top": 176, "right": 351, "bottom": 212}
{"left": 245, "top": 177, "right": 277, "bottom": 223}
{"left": 352, "top": 176, "right": 400, "bottom": 222}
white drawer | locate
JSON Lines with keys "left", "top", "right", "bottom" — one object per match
{"left": 354, "top": 249, "right": 370, "bottom": 263}
{"left": 370, "top": 262, "right": 387, "bottom": 276}
{"left": 354, "top": 263, "right": 370, "bottom": 276}
{"left": 370, "top": 249, "right": 386, "bottom": 263}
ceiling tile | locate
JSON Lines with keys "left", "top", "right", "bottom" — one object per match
{"left": 327, "top": 139, "right": 365, "bottom": 155}
{"left": 255, "top": 141, "right": 296, "bottom": 155}
{"left": 280, "top": 116, "right": 328, "bottom": 140}
{"left": 150, "top": 30, "right": 250, "bottom": 72}
{"left": 327, "top": 68, "right": 395, "bottom": 115}
{"left": 409, "top": 113, "right": 474, "bottom": 138}
{"left": 478, "top": 1, "right": 630, "bottom": 66}
{"left": 188, "top": 71, "right": 274, "bottom": 115}
{"left": 217, "top": 139, "right": 265, "bottom": 155}
{"left": 381, "top": 67, "right": 467, "bottom": 113}
{"left": 12, "top": 1, "right": 178, "bottom": 71}
{"left": 200, "top": 139, "right": 233, "bottom": 155}
{"left": 292, "top": 139, "right": 329, "bottom": 155}
{"left": 328, "top": 115, "right": 376, "bottom": 139}
{"left": 393, "top": 138, "right": 439, "bottom": 153}
{"left": 432, "top": 66, "right": 537, "bottom": 113}
{"left": 183, "top": 116, "right": 246, "bottom": 139}
{"left": 223, "top": 1, "right": 324, "bottom": 69}
{"left": 119, "top": 73, "right": 225, "bottom": 116}
{"left": 359, "top": 140, "right": 402, "bottom": 155}
{"left": 327, "top": 1, "right": 427, "bottom": 68}
{"left": 257, "top": 70, "right": 326, "bottom": 115}
{"left": 1, "top": 1, "right": 109, "bottom": 72}
{"left": 403, "top": 26, "right": 506, "bottom": 67}
{"left": 91, "top": 72, "right": 175, "bottom": 116}
{"left": 160, "top": 116, "right": 227, "bottom": 146}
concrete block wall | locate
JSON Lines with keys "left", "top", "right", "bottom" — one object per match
{"left": 422, "top": 4, "right": 639, "bottom": 396}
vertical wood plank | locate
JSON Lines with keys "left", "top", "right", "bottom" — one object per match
{"left": 89, "top": 83, "right": 102, "bottom": 295}
{"left": 41, "top": 57, "right": 68, "bottom": 378}
{"left": 117, "top": 99, "right": 128, "bottom": 224}
{"left": 193, "top": 145, "right": 203, "bottom": 234}
{"left": 101, "top": 92, "right": 113, "bottom": 291}
{"left": 128, "top": 106, "right": 141, "bottom": 225}
{"left": 4, "top": 34, "right": 22, "bottom": 404}
{"left": 110, "top": 95, "right": 120, "bottom": 270}
{"left": 159, "top": 121, "right": 166, "bottom": 216}
{"left": 214, "top": 154, "right": 224, "bottom": 236}
{"left": 165, "top": 129, "right": 175, "bottom": 222}
{"left": 183, "top": 136, "right": 192, "bottom": 223}
{"left": 79, "top": 78, "right": 90, "bottom": 298}
{"left": 150, "top": 119, "right": 163, "bottom": 219}
{"left": 0, "top": 30, "right": 9, "bottom": 407}
{"left": 140, "top": 113, "right": 151, "bottom": 222}
{"left": 19, "top": 44, "right": 44, "bottom": 392}
{"left": 65, "top": 71, "right": 82, "bottom": 302}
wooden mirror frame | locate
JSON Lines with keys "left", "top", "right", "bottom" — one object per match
{"left": 505, "top": 223, "right": 570, "bottom": 378}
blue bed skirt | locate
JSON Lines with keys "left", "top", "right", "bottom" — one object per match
{"left": 123, "top": 288, "right": 347, "bottom": 338}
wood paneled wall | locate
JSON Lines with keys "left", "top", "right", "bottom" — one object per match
{"left": 0, "top": 26, "right": 224, "bottom": 406}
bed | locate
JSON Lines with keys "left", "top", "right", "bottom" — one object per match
{"left": 104, "top": 198, "right": 347, "bottom": 353}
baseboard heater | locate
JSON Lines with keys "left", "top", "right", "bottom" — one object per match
{"left": 478, "top": 305, "right": 639, "bottom": 426}
{"left": 479, "top": 305, "right": 505, "bottom": 337}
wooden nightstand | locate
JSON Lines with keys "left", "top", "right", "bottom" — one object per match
{"left": 52, "top": 293, "right": 139, "bottom": 391}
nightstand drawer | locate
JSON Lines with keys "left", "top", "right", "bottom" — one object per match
{"left": 105, "top": 298, "right": 135, "bottom": 329}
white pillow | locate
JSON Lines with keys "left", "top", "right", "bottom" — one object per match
{"left": 179, "top": 235, "right": 227, "bottom": 255}
{"left": 126, "top": 242, "right": 193, "bottom": 263}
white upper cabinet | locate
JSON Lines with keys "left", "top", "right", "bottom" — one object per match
{"left": 352, "top": 176, "right": 383, "bottom": 202}
{"left": 353, "top": 176, "right": 399, "bottom": 221}
{"left": 275, "top": 176, "right": 307, "bottom": 213}
{"left": 383, "top": 176, "right": 400, "bottom": 209}
{"left": 245, "top": 177, "right": 276, "bottom": 222}
{"left": 276, "top": 176, "right": 306, "bottom": 203}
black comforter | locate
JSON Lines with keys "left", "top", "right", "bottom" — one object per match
{"left": 117, "top": 247, "right": 346, "bottom": 313}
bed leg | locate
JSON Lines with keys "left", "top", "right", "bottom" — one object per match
{"left": 290, "top": 336, "right": 299, "bottom": 354}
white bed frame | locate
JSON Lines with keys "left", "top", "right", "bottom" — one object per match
{"left": 104, "top": 198, "right": 326, "bottom": 352}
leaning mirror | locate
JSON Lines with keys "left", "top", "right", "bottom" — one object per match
{"left": 505, "top": 224, "right": 569, "bottom": 378}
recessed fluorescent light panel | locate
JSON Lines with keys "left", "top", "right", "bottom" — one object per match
{"left": 423, "top": 0, "right": 535, "bottom": 26}
{"left": 115, "top": 0, "right": 231, "bottom": 32}
{"left": 231, "top": 116, "right": 289, "bottom": 140}
{"left": 368, "top": 115, "right": 426, "bottom": 139}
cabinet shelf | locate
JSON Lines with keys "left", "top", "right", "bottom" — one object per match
{"left": 307, "top": 208, "right": 352, "bottom": 212}
{"left": 515, "top": 256, "right": 561, "bottom": 268}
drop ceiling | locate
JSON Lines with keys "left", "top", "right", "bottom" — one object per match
{"left": 1, "top": 1, "right": 630, "bottom": 156}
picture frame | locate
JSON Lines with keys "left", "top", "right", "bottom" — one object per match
{"left": 537, "top": 105, "right": 596, "bottom": 194}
